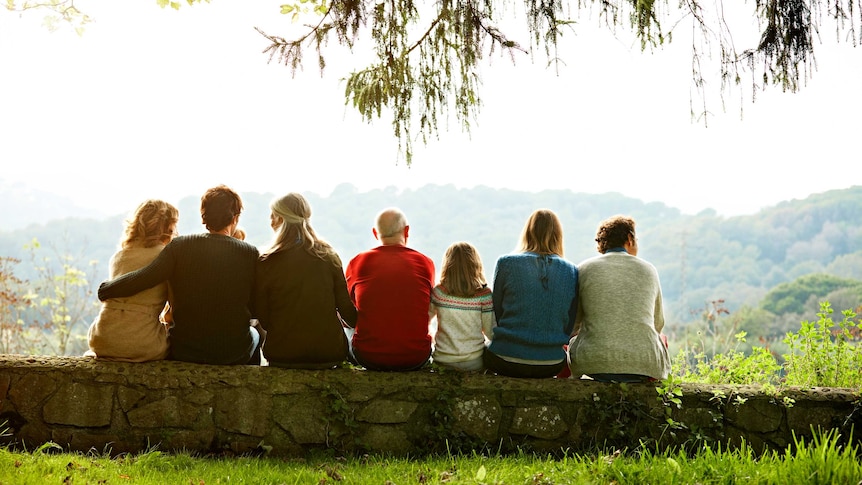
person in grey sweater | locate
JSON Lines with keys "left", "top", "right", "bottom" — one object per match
{"left": 567, "top": 215, "right": 670, "bottom": 382}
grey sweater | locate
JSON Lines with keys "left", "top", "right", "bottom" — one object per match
{"left": 568, "top": 251, "right": 670, "bottom": 379}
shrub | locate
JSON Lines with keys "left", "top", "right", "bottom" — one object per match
{"left": 782, "top": 302, "right": 862, "bottom": 388}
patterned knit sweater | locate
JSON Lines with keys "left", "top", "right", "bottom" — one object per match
{"left": 429, "top": 285, "right": 495, "bottom": 364}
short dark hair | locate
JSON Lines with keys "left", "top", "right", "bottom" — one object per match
{"left": 200, "top": 185, "right": 243, "bottom": 232}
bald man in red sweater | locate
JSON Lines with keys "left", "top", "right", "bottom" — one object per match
{"left": 344, "top": 207, "right": 435, "bottom": 371}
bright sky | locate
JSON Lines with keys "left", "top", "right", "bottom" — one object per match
{"left": 1, "top": 1, "right": 859, "bottom": 219}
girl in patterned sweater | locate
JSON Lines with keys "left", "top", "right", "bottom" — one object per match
{"left": 429, "top": 242, "right": 496, "bottom": 371}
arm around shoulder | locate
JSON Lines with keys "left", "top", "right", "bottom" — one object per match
{"left": 98, "top": 245, "right": 174, "bottom": 301}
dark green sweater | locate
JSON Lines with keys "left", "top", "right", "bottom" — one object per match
{"left": 98, "top": 233, "right": 259, "bottom": 365}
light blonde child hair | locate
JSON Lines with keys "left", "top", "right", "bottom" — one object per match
{"left": 439, "top": 242, "right": 487, "bottom": 298}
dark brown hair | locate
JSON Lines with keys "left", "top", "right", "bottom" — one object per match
{"left": 200, "top": 185, "right": 243, "bottom": 232}
{"left": 595, "top": 215, "right": 636, "bottom": 254}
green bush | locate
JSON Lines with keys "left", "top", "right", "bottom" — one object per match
{"left": 672, "top": 332, "right": 782, "bottom": 385}
{"left": 672, "top": 301, "right": 860, "bottom": 389}
{"left": 782, "top": 302, "right": 862, "bottom": 388}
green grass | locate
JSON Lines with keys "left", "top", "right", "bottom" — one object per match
{"left": 1, "top": 430, "right": 860, "bottom": 484}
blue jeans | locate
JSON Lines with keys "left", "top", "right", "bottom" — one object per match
{"left": 483, "top": 349, "right": 565, "bottom": 378}
{"left": 247, "top": 326, "right": 262, "bottom": 365}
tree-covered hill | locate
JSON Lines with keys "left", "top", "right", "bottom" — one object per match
{"left": 645, "top": 186, "right": 862, "bottom": 320}
{"left": 2, "top": 184, "right": 860, "bottom": 348}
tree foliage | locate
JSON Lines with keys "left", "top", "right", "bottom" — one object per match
{"left": 4, "top": 0, "right": 92, "bottom": 34}
{"left": 0, "top": 256, "right": 41, "bottom": 354}
{"left": 760, "top": 273, "right": 862, "bottom": 315}
{"left": 0, "top": 247, "right": 98, "bottom": 356}
{"left": 249, "top": 0, "right": 860, "bottom": 161}
{"left": 19, "top": 238, "right": 99, "bottom": 356}
{"left": 8, "top": 1, "right": 861, "bottom": 160}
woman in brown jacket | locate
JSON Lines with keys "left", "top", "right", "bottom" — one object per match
{"left": 254, "top": 192, "right": 357, "bottom": 368}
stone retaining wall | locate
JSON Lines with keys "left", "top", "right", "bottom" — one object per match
{"left": 0, "top": 356, "right": 858, "bottom": 457}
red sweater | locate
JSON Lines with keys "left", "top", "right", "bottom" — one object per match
{"left": 345, "top": 245, "right": 435, "bottom": 368}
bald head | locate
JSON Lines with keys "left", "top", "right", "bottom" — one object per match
{"left": 373, "top": 208, "right": 409, "bottom": 245}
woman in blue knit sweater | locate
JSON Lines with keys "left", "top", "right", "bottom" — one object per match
{"left": 484, "top": 209, "right": 578, "bottom": 378}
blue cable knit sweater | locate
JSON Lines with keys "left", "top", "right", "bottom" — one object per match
{"left": 488, "top": 252, "right": 578, "bottom": 362}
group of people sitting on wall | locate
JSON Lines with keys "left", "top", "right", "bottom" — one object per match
{"left": 89, "top": 184, "right": 671, "bottom": 383}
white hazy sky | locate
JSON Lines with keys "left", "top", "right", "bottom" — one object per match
{"left": 1, "top": 1, "right": 860, "bottom": 218}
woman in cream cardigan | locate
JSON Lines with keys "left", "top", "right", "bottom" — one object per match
{"left": 86, "top": 199, "right": 178, "bottom": 362}
{"left": 567, "top": 215, "right": 670, "bottom": 382}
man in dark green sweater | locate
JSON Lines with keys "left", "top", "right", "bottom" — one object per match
{"left": 98, "top": 185, "right": 261, "bottom": 365}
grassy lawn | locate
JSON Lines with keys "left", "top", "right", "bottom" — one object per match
{"left": 1, "top": 431, "right": 860, "bottom": 484}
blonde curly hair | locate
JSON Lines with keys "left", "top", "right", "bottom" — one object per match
{"left": 121, "top": 199, "right": 179, "bottom": 249}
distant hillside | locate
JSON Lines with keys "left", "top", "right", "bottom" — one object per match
{"left": 2, "top": 184, "right": 860, "bottom": 330}
{"left": 0, "top": 179, "right": 110, "bottom": 230}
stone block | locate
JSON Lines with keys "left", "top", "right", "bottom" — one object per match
{"left": 117, "top": 387, "right": 147, "bottom": 412}
{"left": 725, "top": 425, "right": 769, "bottom": 455}
{"left": 361, "top": 424, "right": 411, "bottom": 454}
{"left": 139, "top": 373, "right": 182, "bottom": 389}
{"left": 510, "top": 405, "right": 568, "bottom": 440}
{"left": 272, "top": 395, "right": 329, "bottom": 444}
{"left": 453, "top": 395, "right": 501, "bottom": 442}
{"left": 43, "top": 382, "right": 114, "bottom": 427}
{"left": 500, "top": 391, "right": 521, "bottom": 407}
{"left": 94, "top": 373, "right": 128, "bottom": 385}
{"left": 357, "top": 400, "right": 418, "bottom": 424}
{"left": 184, "top": 389, "right": 215, "bottom": 406}
{"left": 214, "top": 388, "right": 272, "bottom": 437}
{"left": 786, "top": 405, "right": 840, "bottom": 435}
{"left": 725, "top": 398, "right": 783, "bottom": 433}
{"left": 7, "top": 373, "right": 57, "bottom": 418}
{"left": 566, "top": 410, "right": 585, "bottom": 443}
{"left": 673, "top": 406, "right": 723, "bottom": 431}
{"left": 17, "top": 422, "right": 51, "bottom": 448}
{"left": 158, "top": 428, "right": 216, "bottom": 452}
{"left": 345, "top": 387, "right": 375, "bottom": 402}
{"left": 268, "top": 371, "right": 312, "bottom": 395}
{"left": 127, "top": 395, "right": 207, "bottom": 428}
{"left": 260, "top": 424, "right": 302, "bottom": 453}
{"left": 0, "top": 375, "right": 10, "bottom": 400}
